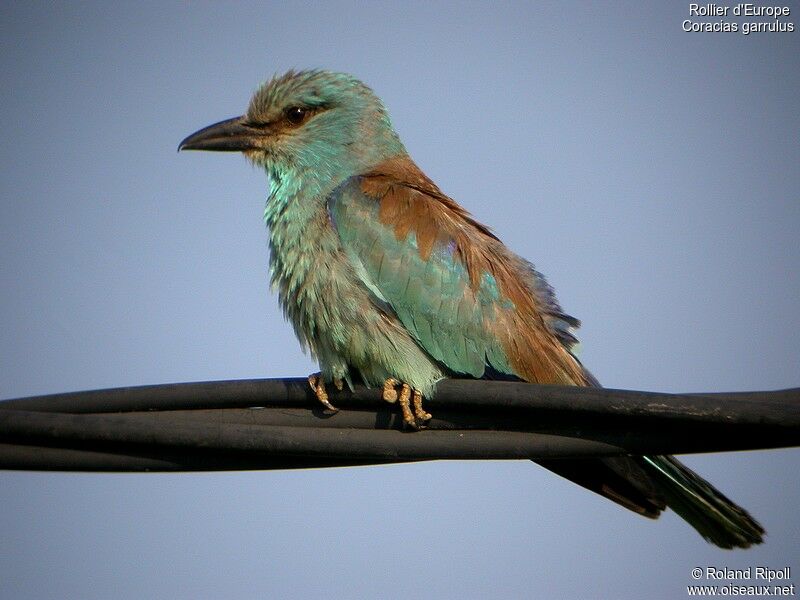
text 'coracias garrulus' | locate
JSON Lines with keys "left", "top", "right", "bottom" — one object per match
{"left": 179, "top": 70, "right": 764, "bottom": 549}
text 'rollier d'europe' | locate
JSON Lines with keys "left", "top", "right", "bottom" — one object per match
{"left": 683, "top": 3, "right": 795, "bottom": 33}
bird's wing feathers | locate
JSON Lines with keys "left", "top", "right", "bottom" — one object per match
{"left": 330, "top": 156, "right": 670, "bottom": 520}
{"left": 328, "top": 155, "right": 592, "bottom": 385}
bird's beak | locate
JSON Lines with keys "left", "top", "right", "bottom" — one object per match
{"left": 178, "top": 116, "right": 260, "bottom": 152}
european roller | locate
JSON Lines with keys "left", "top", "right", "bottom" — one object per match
{"left": 180, "top": 70, "right": 764, "bottom": 548}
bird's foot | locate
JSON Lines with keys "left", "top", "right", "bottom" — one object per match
{"left": 381, "top": 378, "right": 432, "bottom": 430}
{"left": 308, "top": 373, "right": 342, "bottom": 412}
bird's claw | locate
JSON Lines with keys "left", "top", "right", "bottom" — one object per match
{"left": 412, "top": 389, "right": 432, "bottom": 422}
{"left": 382, "top": 378, "right": 399, "bottom": 403}
{"left": 308, "top": 373, "right": 339, "bottom": 412}
{"left": 381, "top": 378, "right": 431, "bottom": 430}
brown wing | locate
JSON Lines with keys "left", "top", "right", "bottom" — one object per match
{"left": 347, "top": 155, "right": 667, "bottom": 518}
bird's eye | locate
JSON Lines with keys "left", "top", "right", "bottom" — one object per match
{"left": 285, "top": 106, "right": 307, "bottom": 125}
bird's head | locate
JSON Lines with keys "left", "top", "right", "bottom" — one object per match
{"left": 179, "top": 70, "right": 406, "bottom": 185}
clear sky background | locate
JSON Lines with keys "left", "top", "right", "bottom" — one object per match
{"left": 1, "top": 2, "right": 798, "bottom": 598}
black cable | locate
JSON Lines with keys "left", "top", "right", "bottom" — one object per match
{"left": 0, "top": 379, "right": 797, "bottom": 472}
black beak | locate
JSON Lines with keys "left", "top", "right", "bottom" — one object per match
{"left": 178, "top": 116, "right": 260, "bottom": 152}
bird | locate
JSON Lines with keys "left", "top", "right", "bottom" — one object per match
{"left": 179, "top": 69, "right": 765, "bottom": 549}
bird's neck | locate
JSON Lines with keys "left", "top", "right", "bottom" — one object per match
{"left": 263, "top": 164, "right": 338, "bottom": 233}
{"left": 262, "top": 164, "right": 343, "bottom": 302}
{"left": 262, "top": 144, "right": 407, "bottom": 263}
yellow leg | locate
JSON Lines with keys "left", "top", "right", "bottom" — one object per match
{"left": 381, "top": 378, "right": 430, "bottom": 429}
{"left": 308, "top": 373, "right": 338, "bottom": 412}
{"left": 382, "top": 378, "right": 399, "bottom": 403}
{"left": 412, "top": 389, "right": 432, "bottom": 422}
{"left": 398, "top": 384, "right": 418, "bottom": 428}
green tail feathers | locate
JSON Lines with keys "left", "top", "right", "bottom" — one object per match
{"left": 641, "top": 455, "right": 765, "bottom": 549}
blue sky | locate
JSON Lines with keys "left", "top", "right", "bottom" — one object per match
{"left": 1, "top": 2, "right": 798, "bottom": 598}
